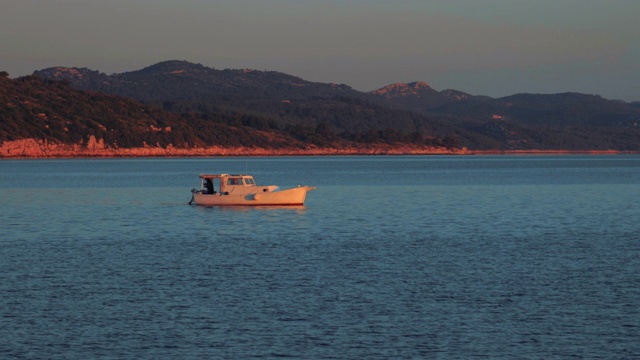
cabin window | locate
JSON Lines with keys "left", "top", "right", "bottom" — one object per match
{"left": 228, "top": 178, "right": 243, "bottom": 185}
{"left": 204, "top": 179, "right": 214, "bottom": 194}
{"left": 245, "top": 178, "right": 255, "bottom": 185}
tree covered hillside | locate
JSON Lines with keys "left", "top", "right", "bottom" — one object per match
{"left": 33, "top": 61, "right": 459, "bottom": 142}
{"left": 1, "top": 72, "right": 456, "bottom": 152}
{"left": 32, "top": 61, "right": 640, "bottom": 151}
{"left": 0, "top": 73, "right": 300, "bottom": 149}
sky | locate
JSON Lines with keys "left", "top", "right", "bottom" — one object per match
{"left": 2, "top": 0, "right": 639, "bottom": 101}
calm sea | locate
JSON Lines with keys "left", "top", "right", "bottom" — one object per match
{"left": 1, "top": 156, "right": 639, "bottom": 359}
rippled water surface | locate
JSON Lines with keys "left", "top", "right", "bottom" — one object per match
{"left": 1, "top": 156, "right": 639, "bottom": 359}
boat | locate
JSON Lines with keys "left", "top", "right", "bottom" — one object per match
{"left": 189, "top": 173, "right": 316, "bottom": 206}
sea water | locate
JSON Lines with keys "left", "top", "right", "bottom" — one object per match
{"left": 1, "top": 156, "right": 639, "bottom": 359}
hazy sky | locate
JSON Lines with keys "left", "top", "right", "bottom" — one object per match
{"left": 2, "top": 0, "right": 639, "bottom": 101}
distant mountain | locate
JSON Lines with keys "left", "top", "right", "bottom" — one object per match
{"left": 369, "top": 81, "right": 640, "bottom": 150}
{"left": 371, "top": 81, "right": 465, "bottom": 110}
{"left": 494, "top": 93, "right": 640, "bottom": 127}
{"left": 33, "top": 61, "right": 458, "bottom": 142}
{"left": 34, "top": 60, "right": 360, "bottom": 101}
{"left": 30, "top": 60, "right": 640, "bottom": 151}
{"left": 370, "top": 82, "right": 640, "bottom": 129}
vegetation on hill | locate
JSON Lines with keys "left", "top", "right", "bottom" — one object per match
{"left": 0, "top": 74, "right": 293, "bottom": 148}
{"left": 10, "top": 60, "right": 640, "bottom": 152}
{"left": 32, "top": 61, "right": 452, "bottom": 140}
{"left": 0, "top": 72, "right": 453, "bottom": 153}
{"left": 370, "top": 81, "right": 640, "bottom": 150}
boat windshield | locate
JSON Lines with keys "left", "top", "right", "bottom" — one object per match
{"left": 244, "top": 178, "right": 256, "bottom": 185}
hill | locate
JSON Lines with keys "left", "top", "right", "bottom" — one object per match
{"left": 32, "top": 61, "right": 456, "bottom": 139}
{"left": 369, "top": 81, "right": 640, "bottom": 127}
{"left": 0, "top": 72, "right": 456, "bottom": 157}
{"left": 369, "top": 82, "right": 640, "bottom": 150}
{"left": 24, "top": 61, "right": 640, "bottom": 151}
{"left": 0, "top": 73, "right": 302, "bottom": 155}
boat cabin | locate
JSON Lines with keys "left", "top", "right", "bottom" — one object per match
{"left": 198, "top": 174, "right": 259, "bottom": 195}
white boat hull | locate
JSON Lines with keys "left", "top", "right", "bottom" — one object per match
{"left": 193, "top": 186, "right": 315, "bottom": 206}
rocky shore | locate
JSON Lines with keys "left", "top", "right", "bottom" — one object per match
{"left": 3, "top": 137, "right": 633, "bottom": 159}
{"left": 0, "top": 137, "right": 467, "bottom": 158}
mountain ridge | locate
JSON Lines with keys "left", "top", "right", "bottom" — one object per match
{"left": 1, "top": 72, "right": 460, "bottom": 157}
{"left": 6, "top": 60, "right": 640, "bottom": 153}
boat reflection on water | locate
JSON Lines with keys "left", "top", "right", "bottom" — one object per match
{"left": 195, "top": 205, "right": 309, "bottom": 213}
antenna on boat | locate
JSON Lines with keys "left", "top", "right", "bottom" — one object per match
{"left": 245, "top": 158, "right": 248, "bottom": 175}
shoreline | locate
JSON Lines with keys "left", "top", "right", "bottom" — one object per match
{"left": 0, "top": 138, "right": 636, "bottom": 159}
